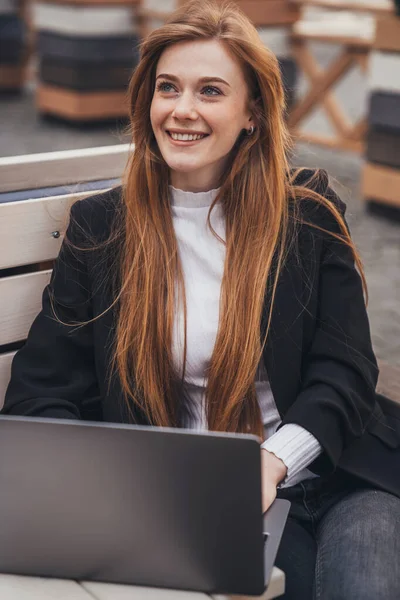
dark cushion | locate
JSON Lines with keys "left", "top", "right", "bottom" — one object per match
{"left": 367, "top": 126, "right": 400, "bottom": 169}
{"left": 369, "top": 91, "right": 400, "bottom": 133}
{"left": 37, "top": 31, "right": 140, "bottom": 64}
{"left": 39, "top": 57, "right": 133, "bottom": 91}
{"left": 0, "top": 15, "right": 25, "bottom": 63}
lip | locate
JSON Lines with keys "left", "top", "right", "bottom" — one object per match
{"left": 165, "top": 131, "right": 209, "bottom": 146}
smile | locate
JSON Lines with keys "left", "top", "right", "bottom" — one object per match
{"left": 166, "top": 131, "right": 209, "bottom": 145}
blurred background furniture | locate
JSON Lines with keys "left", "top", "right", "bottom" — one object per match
{"left": 245, "top": 0, "right": 300, "bottom": 111}
{"left": 290, "top": 0, "right": 392, "bottom": 15}
{"left": 0, "top": 0, "right": 29, "bottom": 92}
{"left": 33, "top": 0, "right": 141, "bottom": 122}
{"left": 287, "top": 0, "right": 394, "bottom": 152}
{"left": 362, "top": 13, "right": 400, "bottom": 210}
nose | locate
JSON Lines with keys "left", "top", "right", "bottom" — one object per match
{"left": 171, "top": 91, "right": 197, "bottom": 120}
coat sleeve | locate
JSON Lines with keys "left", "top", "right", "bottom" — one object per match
{"left": 1, "top": 199, "right": 100, "bottom": 420}
{"left": 279, "top": 171, "right": 379, "bottom": 476}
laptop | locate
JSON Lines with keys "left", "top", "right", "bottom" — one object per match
{"left": 0, "top": 415, "right": 290, "bottom": 596}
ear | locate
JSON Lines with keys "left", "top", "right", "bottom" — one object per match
{"left": 246, "top": 97, "right": 262, "bottom": 128}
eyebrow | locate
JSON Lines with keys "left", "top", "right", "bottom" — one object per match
{"left": 156, "top": 73, "right": 231, "bottom": 87}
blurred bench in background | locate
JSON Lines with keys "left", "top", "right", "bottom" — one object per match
{"left": 0, "top": 0, "right": 30, "bottom": 92}
{"left": 32, "top": 0, "right": 141, "bottom": 121}
{"left": 290, "top": 0, "right": 392, "bottom": 15}
{"left": 287, "top": 0, "right": 394, "bottom": 152}
{"left": 362, "top": 13, "right": 400, "bottom": 210}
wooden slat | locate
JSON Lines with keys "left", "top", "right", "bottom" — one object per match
{"left": 0, "top": 191, "right": 96, "bottom": 269}
{"left": 37, "top": 85, "right": 130, "bottom": 121}
{"left": 374, "top": 15, "right": 400, "bottom": 52}
{"left": 288, "top": 49, "right": 355, "bottom": 127}
{"left": 0, "top": 352, "right": 15, "bottom": 409}
{"left": 369, "top": 51, "right": 400, "bottom": 94}
{"left": 0, "top": 570, "right": 285, "bottom": 600}
{"left": 82, "top": 581, "right": 208, "bottom": 599}
{"left": 290, "top": 0, "right": 392, "bottom": 14}
{"left": 0, "top": 575, "right": 95, "bottom": 600}
{"left": 291, "top": 129, "right": 364, "bottom": 152}
{"left": 141, "top": 0, "right": 180, "bottom": 8}
{"left": 291, "top": 30, "right": 372, "bottom": 48}
{"left": 0, "top": 65, "right": 27, "bottom": 90}
{"left": 291, "top": 40, "right": 351, "bottom": 137}
{"left": 33, "top": 4, "right": 137, "bottom": 37}
{"left": 0, "top": 271, "right": 52, "bottom": 346}
{"left": 138, "top": 0, "right": 300, "bottom": 25}
{"left": 235, "top": 1, "right": 300, "bottom": 26}
{"left": 33, "top": 0, "right": 140, "bottom": 4}
{"left": 0, "top": 144, "right": 131, "bottom": 193}
{"left": 362, "top": 163, "right": 400, "bottom": 207}
{"left": 138, "top": 7, "right": 175, "bottom": 20}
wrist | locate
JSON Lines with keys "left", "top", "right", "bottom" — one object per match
{"left": 261, "top": 448, "right": 288, "bottom": 486}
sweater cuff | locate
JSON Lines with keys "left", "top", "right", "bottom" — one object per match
{"left": 261, "top": 424, "right": 323, "bottom": 487}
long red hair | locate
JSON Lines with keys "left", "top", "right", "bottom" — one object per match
{"left": 67, "top": 0, "right": 367, "bottom": 439}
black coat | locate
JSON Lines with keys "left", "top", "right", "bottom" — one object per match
{"left": 2, "top": 170, "right": 399, "bottom": 497}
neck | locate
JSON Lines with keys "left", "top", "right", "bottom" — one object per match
{"left": 169, "top": 167, "right": 223, "bottom": 193}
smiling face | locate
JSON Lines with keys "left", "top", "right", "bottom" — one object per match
{"left": 150, "top": 39, "right": 255, "bottom": 192}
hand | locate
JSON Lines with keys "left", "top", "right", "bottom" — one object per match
{"left": 261, "top": 449, "right": 288, "bottom": 513}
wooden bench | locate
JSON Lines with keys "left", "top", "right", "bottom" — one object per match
{"left": 0, "top": 145, "right": 285, "bottom": 600}
{"left": 288, "top": 0, "right": 395, "bottom": 152}
{"left": 0, "top": 569, "right": 286, "bottom": 600}
{"left": 1, "top": 145, "right": 399, "bottom": 410}
{"left": 361, "top": 13, "right": 400, "bottom": 211}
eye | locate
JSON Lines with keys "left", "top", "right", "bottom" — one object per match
{"left": 156, "top": 81, "right": 175, "bottom": 93}
{"left": 202, "top": 86, "right": 222, "bottom": 96}
{"left": 155, "top": 81, "right": 222, "bottom": 97}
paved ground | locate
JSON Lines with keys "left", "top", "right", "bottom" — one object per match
{"left": 293, "top": 143, "right": 400, "bottom": 367}
{"left": 1, "top": 47, "right": 399, "bottom": 366}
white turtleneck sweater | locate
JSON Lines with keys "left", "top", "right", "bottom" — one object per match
{"left": 169, "top": 185, "right": 322, "bottom": 488}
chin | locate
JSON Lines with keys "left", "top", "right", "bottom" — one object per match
{"left": 167, "top": 160, "right": 203, "bottom": 173}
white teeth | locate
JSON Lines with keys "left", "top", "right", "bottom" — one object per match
{"left": 169, "top": 132, "right": 206, "bottom": 141}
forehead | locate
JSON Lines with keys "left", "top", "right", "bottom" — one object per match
{"left": 155, "top": 39, "right": 245, "bottom": 84}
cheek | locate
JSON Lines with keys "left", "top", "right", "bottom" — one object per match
{"left": 150, "top": 100, "right": 165, "bottom": 132}
{"left": 209, "top": 104, "right": 243, "bottom": 135}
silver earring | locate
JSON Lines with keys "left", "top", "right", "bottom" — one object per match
{"left": 247, "top": 125, "right": 255, "bottom": 135}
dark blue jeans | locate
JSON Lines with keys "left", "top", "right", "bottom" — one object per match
{"left": 275, "top": 470, "right": 400, "bottom": 599}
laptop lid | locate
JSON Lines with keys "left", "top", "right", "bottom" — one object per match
{"left": 0, "top": 415, "right": 286, "bottom": 596}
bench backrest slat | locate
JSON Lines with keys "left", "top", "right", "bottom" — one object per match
{"left": 0, "top": 145, "right": 129, "bottom": 406}
{"left": 0, "top": 191, "right": 100, "bottom": 269}
{"left": 0, "top": 271, "right": 52, "bottom": 347}
{"left": 0, "top": 144, "right": 131, "bottom": 193}
{"left": 0, "top": 352, "right": 15, "bottom": 409}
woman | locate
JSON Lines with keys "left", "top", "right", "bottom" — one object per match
{"left": 2, "top": 1, "right": 400, "bottom": 597}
